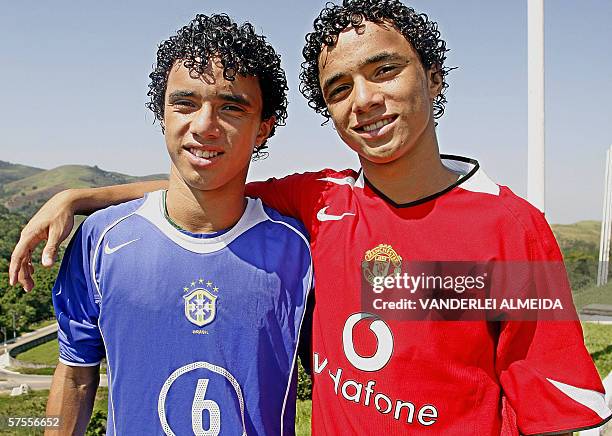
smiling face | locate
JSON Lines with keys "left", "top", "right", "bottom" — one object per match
{"left": 164, "top": 60, "right": 273, "bottom": 192}
{"left": 318, "top": 21, "right": 442, "bottom": 165}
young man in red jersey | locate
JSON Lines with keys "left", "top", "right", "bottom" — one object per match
{"left": 10, "top": 1, "right": 611, "bottom": 434}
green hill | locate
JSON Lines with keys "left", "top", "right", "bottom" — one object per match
{"left": 551, "top": 220, "right": 601, "bottom": 249}
{"left": 0, "top": 163, "right": 167, "bottom": 216}
{"left": 0, "top": 160, "right": 44, "bottom": 185}
{"left": 550, "top": 221, "right": 602, "bottom": 292}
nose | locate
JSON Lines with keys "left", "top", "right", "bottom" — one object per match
{"left": 351, "top": 78, "right": 383, "bottom": 114}
{"left": 189, "top": 104, "right": 220, "bottom": 139}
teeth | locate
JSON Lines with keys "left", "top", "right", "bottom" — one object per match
{"left": 190, "top": 148, "right": 220, "bottom": 159}
{"left": 362, "top": 118, "right": 392, "bottom": 132}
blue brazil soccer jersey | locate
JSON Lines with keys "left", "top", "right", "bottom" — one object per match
{"left": 52, "top": 191, "right": 312, "bottom": 435}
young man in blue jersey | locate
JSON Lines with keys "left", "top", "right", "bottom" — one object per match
{"left": 40, "top": 14, "right": 312, "bottom": 435}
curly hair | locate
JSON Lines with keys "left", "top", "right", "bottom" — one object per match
{"left": 300, "top": 0, "right": 453, "bottom": 122}
{"left": 147, "top": 13, "right": 288, "bottom": 158}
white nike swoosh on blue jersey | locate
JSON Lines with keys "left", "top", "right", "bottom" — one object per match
{"left": 317, "top": 206, "right": 356, "bottom": 222}
{"left": 104, "top": 238, "right": 140, "bottom": 255}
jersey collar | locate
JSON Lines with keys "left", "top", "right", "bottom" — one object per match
{"left": 362, "top": 154, "right": 481, "bottom": 208}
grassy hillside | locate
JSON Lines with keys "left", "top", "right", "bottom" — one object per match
{"left": 551, "top": 220, "right": 601, "bottom": 249}
{"left": 0, "top": 164, "right": 166, "bottom": 216}
{"left": 573, "top": 281, "right": 612, "bottom": 310}
{"left": 0, "top": 160, "right": 44, "bottom": 185}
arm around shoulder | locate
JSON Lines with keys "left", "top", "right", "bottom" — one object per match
{"left": 9, "top": 179, "right": 168, "bottom": 291}
{"left": 67, "top": 179, "right": 168, "bottom": 215}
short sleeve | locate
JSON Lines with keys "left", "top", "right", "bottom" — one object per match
{"left": 496, "top": 210, "right": 612, "bottom": 434}
{"left": 52, "top": 223, "right": 105, "bottom": 366}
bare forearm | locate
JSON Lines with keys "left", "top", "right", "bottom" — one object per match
{"left": 45, "top": 363, "right": 100, "bottom": 436}
{"left": 66, "top": 180, "right": 168, "bottom": 215}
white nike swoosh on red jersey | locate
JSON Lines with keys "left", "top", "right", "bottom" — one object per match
{"left": 104, "top": 238, "right": 140, "bottom": 255}
{"left": 317, "top": 176, "right": 356, "bottom": 186}
{"left": 317, "top": 206, "right": 356, "bottom": 222}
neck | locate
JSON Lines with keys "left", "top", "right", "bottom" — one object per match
{"left": 361, "top": 131, "right": 457, "bottom": 205}
{"left": 165, "top": 166, "right": 246, "bottom": 233}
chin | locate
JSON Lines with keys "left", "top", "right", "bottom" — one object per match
{"left": 358, "top": 145, "right": 403, "bottom": 164}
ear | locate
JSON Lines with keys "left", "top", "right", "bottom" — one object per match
{"left": 255, "top": 116, "right": 275, "bottom": 147}
{"left": 427, "top": 65, "right": 443, "bottom": 100}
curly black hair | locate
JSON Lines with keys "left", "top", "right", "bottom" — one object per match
{"left": 301, "top": 0, "right": 453, "bottom": 122}
{"left": 147, "top": 13, "right": 288, "bottom": 158}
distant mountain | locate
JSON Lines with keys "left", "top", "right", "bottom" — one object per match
{"left": 0, "top": 161, "right": 44, "bottom": 185}
{"left": 0, "top": 160, "right": 605, "bottom": 238}
{"left": 0, "top": 162, "right": 167, "bottom": 216}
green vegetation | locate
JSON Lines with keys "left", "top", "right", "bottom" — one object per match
{"left": 15, "top": 340, "right": 58, "bottom": 365}
{"left": 0, "top": 388, "right": 109, "bottom": 436}
{"left": 0, "top": 390, "right": 48, "bottom": 435}
{"left": 0, "top": 161, "right": 166, "bottom": 216}
{"left": 573, "top": 282, "right": 612, "bottom": 310}
{"left": 7, "top": 366, "right": 56, "bottom": 375}
{"left": 27, "top": 319, "right": 57, "bottom": 331}
{"left": 553, "top": 231, "right": 599, "bottom": 291}
{"left": 0, "top": 161, "right": 43, "bottom": 186}
{"left": 0, "top": 203, "right": 61, "bottom": 342}
{"left": 9, "top": 339, "right": 59, "bottom": 375}
{"left": 0, "top": 265, "right": 58, "bottom": 342}
{"left": 583, "top": 323, "right": 612, "bottom": 378}
{"left": 552, "top": 221, "right": 602, "bottom": 248}
{"left": 0, "top": 388, "right": 310, "bottom": 435}
{"left": 297, "top": 360, "right": 312, "bottom": 401}
{"left": 550, "top": 220, "right": 612, "bottom": 292}
{"left": 11, "top": 338, "right": 107, "bottom": 375}
{"left": 296, "top": 400, "right": 312, "bottom": 436}
{"left": 0, "top": 205, "right": 27, "bottom": 273}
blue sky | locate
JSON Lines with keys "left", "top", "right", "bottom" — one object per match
{"left": 1, "top": 1, "right": 611, "bottom": 223}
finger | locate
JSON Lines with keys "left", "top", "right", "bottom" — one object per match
{"left": 18, "top": 256, "right": 35, "bottom": 292}
{"left": 9, "top": 231, "right": 43, "bottom": 286}
{"left": 42, "top": 225, "right": 63, "bottom": 267}
{"left": 9, "top": 243, "right": 26, "bottom": 286}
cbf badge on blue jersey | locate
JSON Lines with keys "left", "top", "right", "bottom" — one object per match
{"left": 183, "top": 280, "right": 219, "bottom": 327}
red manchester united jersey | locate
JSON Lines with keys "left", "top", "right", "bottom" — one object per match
{"left": 246, "top": 155, "right": 611, "bottom": 435}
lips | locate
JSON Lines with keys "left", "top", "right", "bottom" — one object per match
{"left": 352, "top": 115, "right": 398, "bottom": 137}
{"left": 184, "top": 146, "right": 224, "bottom": 167}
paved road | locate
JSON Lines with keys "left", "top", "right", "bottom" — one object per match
{"left": 0, "top": 323, "right": 107, "bottom": 392}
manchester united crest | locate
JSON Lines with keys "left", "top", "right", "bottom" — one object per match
{"left": 182, "top": 279, "right": 219, "bottom": 327}
{"left": 362, "top": 244, "right": 403, "bottom": 285}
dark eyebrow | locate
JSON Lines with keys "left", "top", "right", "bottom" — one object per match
{"left": 218, "top": 92, "right": 252, "bottom": 108}
{"left": 322, "top": 51, "right": 406, "bottom": 94}
{"left": 362, "top": 52, "right": 404, "bottom": 66}
{"left": 167, "top": 90, "right": 252, "bottom": 108}
{"left": 167, "top": 90, "right": 196, "bottom": 100}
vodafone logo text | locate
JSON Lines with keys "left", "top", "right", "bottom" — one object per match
{"left": 313, "top": 313, "right": 439, "bottom": 427}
